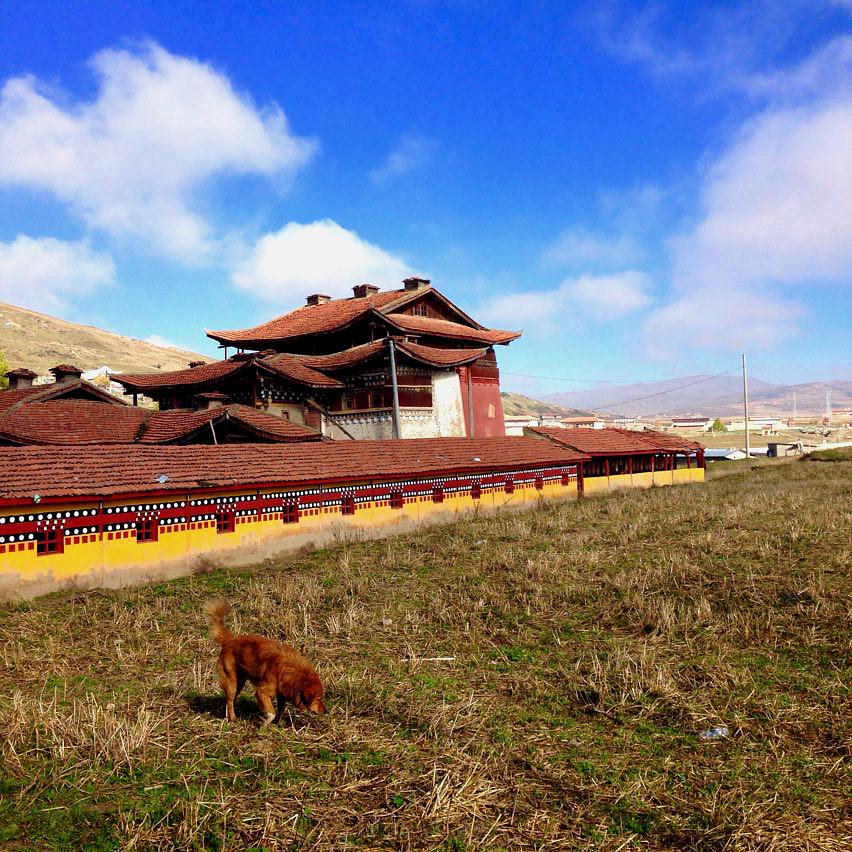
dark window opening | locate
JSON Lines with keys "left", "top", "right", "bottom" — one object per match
{"left": 471, "top": 482, "right": 481, "bottom": 500}
{"left": 341, "top": 495, "right": 356, "bottom": 516}
{"left": 560, "top": 470, "right": 572, "bottom": 486}
{"left": 390, "top": 490, "right": 404, "bottom": 509}
{"left": 137, "top": 519, "right": 159, "bottom": 543}
{"left": 282, "top": 502, "right": 299, "bottom": 524}
{"left": 432, "top": 487, "right": 444, "bottom": 503}
{"left": 216, "top": 511, "right": 235, "bottom": 534}
{"left": 534, "top": 476, "right": 544, "bottom": 491}
{"left": 36, "top": 528, "right": 64, "bottom": 556}
{"left": 504, "top": 479, "right": 515, "bottom": 494}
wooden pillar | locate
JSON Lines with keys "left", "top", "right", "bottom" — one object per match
{"left": 628, "top": 456, "right": 633, "bottom": 477}
{"left": 576, "top": 462, "right": 584, "bottom": 498}
{"left": 686, "top": 453, "right": 691, "bottom": 469}
{"left": 698, "top": 450, "right": 705, "bottom": 469}
{"left": 604, "top": 457, "right": 610, "bottom": 479}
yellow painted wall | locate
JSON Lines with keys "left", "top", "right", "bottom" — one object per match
{"left": 0, "top": 463, "right": 705, "bottom": 598}
{"left": 582, "top": 466, "right": 704, "bottom": 496}
{"left": 0, "top": 468, "right": 580, "bottom": 597}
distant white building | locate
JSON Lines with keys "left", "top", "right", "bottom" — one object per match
{"left": 670, "top": 416, "right": 713, "bottom": 431}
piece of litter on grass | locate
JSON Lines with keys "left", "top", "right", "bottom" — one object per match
{"left": 699, "top": 726, "right": 729, "bottom": 741}
{"left": 404, "top": 656, "right": 456, "bottom": 662}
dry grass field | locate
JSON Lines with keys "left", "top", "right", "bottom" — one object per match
{"left": 1, "top": 456, "right": 850, "bottom": 850}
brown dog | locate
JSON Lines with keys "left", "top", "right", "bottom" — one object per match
{"left": 204, "top": 600, "right": 326, "bottom": 723}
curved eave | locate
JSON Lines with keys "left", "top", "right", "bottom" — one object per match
{"left": 382, "top": 314, "right": 521, "bottom": 345}
{"left": 394, "top": 342, "right": 489, "bottom": 368}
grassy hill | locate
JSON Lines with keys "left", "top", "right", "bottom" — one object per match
{"left": 0, "top": 302, "right": 210, "bottom": 376}
{"left": 501, "top": 391, "right": 595, "bottom": 418}
{"left": 1, "top": 457, "right": 850, "bottom": 849}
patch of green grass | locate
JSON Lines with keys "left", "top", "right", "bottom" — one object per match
{"left": 1, "top": 458, "right": 850, "bottom": 848}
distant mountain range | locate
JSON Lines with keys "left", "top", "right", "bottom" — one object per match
{"left": 544, "top": 374, "right": 852, "bottom": 418}
{"left": 0, "top": 302, "right": 209, "bottom": 376}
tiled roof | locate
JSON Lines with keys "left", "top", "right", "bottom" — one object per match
{"left": 0, "top": 400, "right": 321, "bottom": 446}
{"left": 113, "top": 338, "right": 493, "bottom": 395}
{"left": 139, "top": 405, "right": 321, "bottom": 444}
{"left": 0, "top": 386, "right": 48, "bottom": 416}
{"left": 295, "top": 340, "right": 488, "bottom": 371}
{"left": 0, "top": 401, "right": 147, "bottom": 444}
{"left": 525, "top": 426, "right": 704, "bottom": 455}
{"left": 395, "top": 341, "right": 489, "bottom": 367}
{"left": 384, "top": 314, "right": 520, "bottom": 344}
{"left": 114, "top": 359, "right": 249, "bottom": 391}
{"left": 208, "top": 289, "right": 412, "bottom": 345}
{"left": 0, "top": 379, "right": 126, "bottom": 415}
{"left": 0, "top": 437, "right": 589, "bottom": 500}
{"left": 221, "top": 406, "right": 322, "bottom": 442}
{"left": 259, "top": 353, "right": 344, "bottom": 388}
{"left": 206, "top": 285, "right": 518, "bottom": 348}
{"left": 297, "top": 341, "right": 386, "bottom": 370}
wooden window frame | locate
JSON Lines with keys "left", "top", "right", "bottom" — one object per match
{"left": 282, "top": 502, "right": 300, "bottom": 524}
{"left": 36, "top": 528, "right": 64, "bottom": 556}
{"left": 534, "top": 476, "right": 544, "bottom": 491}
{"left": 341, "top": 495, "right": 356, "bottom": 516}
{"left": 136, "top": 519, "right": 159, "bottom": 543}
{"left": 389, "top": 490, "right": 404, "bottom": 510}
{"left": 432, "top": 487, "right": 444, "bottom": 503}
{"left": 471, "top": 482, "right": 482, "bottom": 500}
{"left": 216, "top": 511, "right": 235, "bottom": 534}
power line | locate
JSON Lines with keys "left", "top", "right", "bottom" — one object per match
{"left": 502, "top": 368, "right": 737, "bottom": 385}
{"left": 591, "top": 370, "right": 735, "bottom": 411}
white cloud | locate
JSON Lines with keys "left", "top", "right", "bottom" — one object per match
{"left": 0, "top": 235, "right": 115, "bottom": 313}
{"left": 370, "top": 135, "right": 435, "bottom": 183}
{"left": 232, "top": 219, "right": 413, "bottom": 304}
{"left": 480, "top": 271, "right": 652, "bottom": 333}
{"left": 567, "top": 272, "right": 652, "bottom": 318}
{"left": 0, "top": 42, "right": 316, "bottom": 261}
{"left": 644, "top": 288, "right": 802, "bottom": 359}
{"left": 645, "top": 92, "right": 852, "bottom": 352}
{"left": 543, "top": 228, "right": 642, "bottom": 269}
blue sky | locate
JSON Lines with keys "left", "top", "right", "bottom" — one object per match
{"left": 0, "top": 0, "right": 850, "bottom": 394}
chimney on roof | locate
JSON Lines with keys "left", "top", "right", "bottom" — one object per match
{"left": 188, "top": 360, "right": 206, "bottom": 369}
{"left": 4, "top": 367, "right": 38, "bottom": 389}
{"left": 352, "top": 283, "right": 380, "bottom": 298}
{"left": 305, "top": 294, "right": 332, "bottom": 306}
{"left": 49, "top": 364, "right": 84, "bottom": 384}
{"left": 193, "top": 391, "right": 229, "bottom": 410}
{"left": 403, "top": 276, "right": 430, "bottom": 291}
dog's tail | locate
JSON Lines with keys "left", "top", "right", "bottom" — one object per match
{"left": 204, "top": 599, "right": 233, "bottom": 645}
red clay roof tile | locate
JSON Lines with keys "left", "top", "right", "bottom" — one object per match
{"left": 0, "top": 400, "right": 320, "bottom": 446}
{"left": 384, "top": 314, "right": 520, "bottom": 344}
{"left": 207, "top": 289, "right": 411, "bottom": 345}
{"left": 258, "top": 353, "right": 344, "bottom": 388}
{"left": 114, "top": 359, "right": 249, "bottom": 391}
{"left": 525, "top": 426, "right": 704, "bottom": 455}
{"left": 0, "top": 437, "right": 588, "bottom": 500}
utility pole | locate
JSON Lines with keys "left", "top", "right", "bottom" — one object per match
{"left": 825, "top": 388, "right": 832, "bottom": 424}
{"left": 742, "top": 353, "right": 750, "bottom": 460}
{"left": 387, "top": 337, "right": 402, "bottom": 439}
{"left": 793, "top": 390, "right": 797, "bottom": 421}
